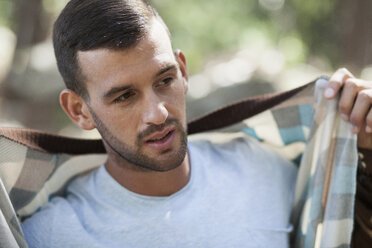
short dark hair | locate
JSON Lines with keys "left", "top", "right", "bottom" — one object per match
{"left": 53, "top": 0, "right": 161, "bottom": 99}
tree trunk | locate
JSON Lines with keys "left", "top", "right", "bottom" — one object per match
{"left": 336, "top": 0, "right": 372, "bottom": 74}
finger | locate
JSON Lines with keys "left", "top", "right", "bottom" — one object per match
{"left": 338, "top": 78, "right": 359, "bottom": 120}
{"left": 325, "top": 68, "right": 354, "bottom": 99}
{"left": 174, "top": 49, "right": 181, "bottom": 57}
{"left": 338, "top": 78, "right": 372, "bottom": 121}
{"left": 349, "top": 89, "right": 372, "bottom": 133}
{"left": 365, "top": 107, "right": 372, "bottom": 133}
{"left": 357, "top": 123, "right": 372, "bottom": 148}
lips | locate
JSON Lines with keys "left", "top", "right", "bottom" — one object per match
{"left": 144, "top": 127, "right": 176, "bottom": 151}
{"left": 147, "top": 131, "right": 172, "bottom": 142}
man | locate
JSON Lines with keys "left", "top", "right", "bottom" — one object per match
{"left": 21, "top": 0, "right": 372, "bottom": 247}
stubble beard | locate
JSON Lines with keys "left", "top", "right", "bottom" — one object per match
{"left": 89, "top": 108, "right": 188, "bottom": 172}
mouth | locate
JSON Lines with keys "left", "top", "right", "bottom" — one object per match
{"left": 147, "top": 130, "right": 173, "bottom": 142}
{"left": 144, "top": 128, "right": 176, "bottom": 151}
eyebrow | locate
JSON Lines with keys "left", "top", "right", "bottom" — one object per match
{"left": 155, "top": 64, "right": 178, "bottom": 78}
{"left": 103, "top": 85, "right": 132, "bottom": 100}
{"left": 102, "top": 64, "right": 179, "bottom": 100}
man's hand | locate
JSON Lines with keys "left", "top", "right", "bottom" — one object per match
{"left": 324, "top": 68, "right": 372, "bottom": 148}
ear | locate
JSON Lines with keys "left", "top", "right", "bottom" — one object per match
{"left": 59, "top": 89, "right": 96, "bottom": 130}
{"left": 174, "top": 49, "right": 189, "bottom": 94}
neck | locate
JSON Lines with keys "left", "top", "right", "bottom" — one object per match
{"left": 105, "top": 153, "right": 191, "bottom": 196}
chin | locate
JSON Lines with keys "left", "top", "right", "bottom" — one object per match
{"left": 144, "top": 148, "right": 188, "bottom": 172}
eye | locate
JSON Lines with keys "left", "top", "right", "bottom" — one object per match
{"left": 158, "top": 77, "right": 174, "bottom": 87}
{"left": 113, "top": 91, "right": 135, "bottom": 103}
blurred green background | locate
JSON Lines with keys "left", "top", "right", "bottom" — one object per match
{"left": 0, "top": 0, "right": 371, "bottom": 138}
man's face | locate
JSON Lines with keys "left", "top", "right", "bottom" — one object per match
{"left": 77, "top": 18, "right": 189, "bottom": 172}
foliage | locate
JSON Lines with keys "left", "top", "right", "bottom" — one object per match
{"left": 151, "top": 0, "right": 342, "bottom": 73}
{"left": 153, "top": 0, "right": 272, "bottom": 72}
{"left": 0, "top": 0, "right": 14, "bottom": 28}
{"left": 0, "top": 0, "right": 364, "bottom": 73}
{"left": 288, "top": 0, "right": 339, "bottom": 66}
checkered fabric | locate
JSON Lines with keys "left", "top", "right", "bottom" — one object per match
{"left": 0, "top": 78, "right": 361, "bottom": 247}
{"left": 239, "top": 78, "right": 358, "bottom": 247}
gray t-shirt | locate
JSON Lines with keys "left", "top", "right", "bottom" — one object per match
{"left": 22, "top": 137, "right": 297, "bottom": 248}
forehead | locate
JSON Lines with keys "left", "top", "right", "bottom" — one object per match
{"left": 77, "top": 18, "right": 175, "bottom": 94}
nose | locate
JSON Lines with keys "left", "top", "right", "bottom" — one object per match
{"left": 141, "top": 91, "right": 168, "bottom": 126}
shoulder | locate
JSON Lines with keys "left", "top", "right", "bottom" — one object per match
{"left": 189, "top": 133, "right": 297, "bottom": 186}
{"left": 21, "top": 168, "right": 102, "bottom": 248}
{"left": 21, "top": 197, "right": 77, "bottom": 248}
{"left": 190, "top": 133, "right": 294, "bottom": 167}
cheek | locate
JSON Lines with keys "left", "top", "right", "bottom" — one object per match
{"left": 164, "top": 89, "right": 186, "bottom": 113}
{"left": 167, "top": 83, "right": 187, "bottom": 106}
{"left": 101, "top": 110, "right": 141, "bottom": 141}
{"left": 164, "top": 88, "right": 187, "bottom": 127}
